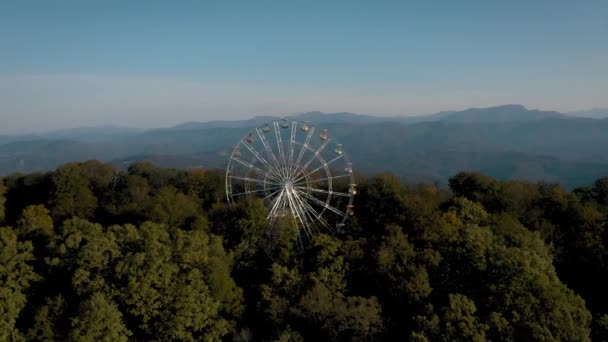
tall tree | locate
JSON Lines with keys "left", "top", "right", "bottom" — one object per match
{"left": 112, "top": 222, "right": 242, "bottom": 340}
{"left": 592, "top": 177, "right": 608, "bottom": 205}
{"left": 149, "top": 186, "right": 205, "bottom": 230}
{"left": 70, "top": 292, "right": 131, "bottom": 342}
{"left": 0, "top": 227, "right": 39, "bottom": 340}
{"left": 17, "top": 204, "right": 54, "bottom": 239}
{"left": 49, "top": 163, "right": 98, "bottom": 221}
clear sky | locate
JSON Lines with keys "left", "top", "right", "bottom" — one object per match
{"left": 1, "top": 0, "right": 607, "bottom": 133}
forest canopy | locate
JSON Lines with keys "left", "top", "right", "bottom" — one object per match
{"left": 0, "top": 160, "right": 607, "bottom": 341}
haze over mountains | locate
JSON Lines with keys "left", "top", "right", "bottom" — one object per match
{"left": 1, "top": 104, "right": 608, "bottom": 188}
{"left": 566, "top": 108, "right": 608, "bottom": 119}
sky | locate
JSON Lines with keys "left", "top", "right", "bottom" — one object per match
{"left": 1, "top": 0, "right": 607, "bottom": 134}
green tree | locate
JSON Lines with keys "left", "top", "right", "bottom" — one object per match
{"left": 377, "top": 226, "right": 433, "bottom": 303}
{"left": 1, "top": 172, "right": 53, "bottom": 226}
{"left": 127, "top": 162, "right": 187, "bottom": 191}
{"left": 259, "top": 263, "right": 303, "bottom": 326}
{"left": 171, "top": 228, "right": 244, "bottom": 321}
{"left": 45, "top": 218, "right": 120, "bottom": 302}
{"left": 77, "top": 161, "right": 117, "bottom": 193}
{"left": 592, "top": 177, "right": 608, "bottom": 205}
{"left": 70, "top": 292, "right": 131, "bottom": 342}
{"left": 184, "top": 169, "right": 225, "bottom": 209}
{"left": 296, "top": 280, "right": 383, "bottom": 340}
{"left": 149, "top": 186, "right": 206, "bottom": 229}
{"left": 26, "top": 295, "right": 67, "bottom": 342}
{"left": 112, "top": 222, "right": 241, "bottom": 340}
{"left": 44, "top": 219, "right": 242, "bottom": 340}
{"left": 484, "top": 215, "right": 592, "bottom": 341}
{"left": 449, "top": 172, "right": 501, "bottom": 212}
{"left": 17, "top": 204, "right": 54, "bottom": 239}
{"left": 411, "top": 294, "right": 489, "bottom": 342}
{"left": 0, "top": 227, "right": 39, "bottom": 341}
{"left": 260, "top": 235, "right": 383, "bottom": 340}
{"left": 2, "top": 161, "right": 604, "bottom": 341}
{"left": 441, "top": 294, "right": 488, "bottom": 341}
{"left": 447, "top": 196, "right": 489, "bottom": 225}
{"left": 356, "top": 174, "right": 408, "bottom": 230}
{"left": 275, "top": 327, "right": 304, "bottom": 342}
{"left": 105, "top": 173, "right": 151, "bottom": 223}
{"left": 50, "top": 163, "right": 98, "bottom": 220}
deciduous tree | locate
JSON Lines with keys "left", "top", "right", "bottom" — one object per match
{"left": 0, "top": 227, "right": 39, "bottom": 340}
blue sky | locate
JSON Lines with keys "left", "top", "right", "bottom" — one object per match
{"left": 1, "top": 0, "right": 607, "bottom": 133}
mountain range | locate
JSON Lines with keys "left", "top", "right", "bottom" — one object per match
{"left": 1, "top": 105, "right": 608, "bottom": 189}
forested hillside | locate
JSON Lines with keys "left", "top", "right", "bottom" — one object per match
{"left": 1, "top": 161, "right": 607, "bottom": 340}
{"left": 2, "top": 106, "right": 608, "bottom": 189}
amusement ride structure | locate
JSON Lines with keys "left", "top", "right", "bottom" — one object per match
{"left": 226, "top": 119, "right": 356, "bottom": 239}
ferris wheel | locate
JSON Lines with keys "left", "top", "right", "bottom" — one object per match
{"left": 226, "top": 119, "right": 356, "bottom": 239}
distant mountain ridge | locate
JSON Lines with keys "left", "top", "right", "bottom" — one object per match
{"left": 567, "top": 108, "right": 608, "bottom": 119}
{"left": 0, "top": 125, "right": 142, "bottom": 145}
{"left": 1, "top": 105, "right": 607, "bottom": 189}
{"left": 166, "top": 104, "right": 574, "bottom": 129}
{"left": 171, "top": 116, "right": 279, "bottom": 130}
{"left": 432, "top": 104, "right": 565, "bottom": 123}
{"left": 1, "top": 105, "right": 599, "bottom": 138}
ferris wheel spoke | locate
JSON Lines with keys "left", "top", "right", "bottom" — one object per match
{"left": 284, "top": 189, "right": 311, "bottom": 238}
{"left": 273, "top": 122, "right": 287, "bottom": 170}
{"left": 296, "top": 189, "right": 345, "bottom": 217}
{"left": 267, "top": 189, "right": 286, "bottom": 220}
{"left": 239, "top": 140, "right": 282, "bottom": 180}
{"left": 263, "top": 187, "right": 283, "bottom": 201}
{"left": 255, "top": 128, "right": 287, "bottom": 179}
{"left": 293, "top": 139, "right": 330, "bottom": 178}
{"left": 292, "top": 196, "right": 316, "bottom": 226}
{"left": 231, "top": 156, "right": 280, "bottom": 182}
{"left": 294, "top": 154, "right": 344, "bottom": 184}
{"left": 292, "top": 173, "right": 351, "bottom": 187}
{"left": 295, "top": 191, "right": 322, "bottom": 235}
{"left": 287, "top": 121, "right": 297, "bottom": 174}
{"left": 291, "top": 192, "right": 320, "bottom": 220}
{"left": 302, "top": 202, "right": 331, "bottom": 232}
{"left": 257, "top": 127, "right": 284, "bottom": 173}
{"left": 229, "top": 175, "right": 278, "bottom": 186}
{"left": 293, "top": 193, "right": 332, "bottom": 232}
{"left": 290, "top": 193, "right": 319, "bottom": 237}
{"left": 295, "top": 186, "right": 350, "bottom": 197}
{"left": 230, "top": 186, "right": 283, "bottom": 197}
{"left": 292, "top": 127, "right": 315, "bottom": 175}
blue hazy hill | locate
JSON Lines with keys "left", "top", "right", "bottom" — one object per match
{"left": 1, "top": 105, "right": 607, "bottom": 189}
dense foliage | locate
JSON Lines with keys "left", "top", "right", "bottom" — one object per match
{"left": 1, "top": 160, "right": 607, "bottom": 341}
